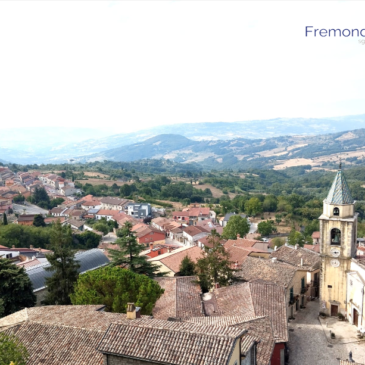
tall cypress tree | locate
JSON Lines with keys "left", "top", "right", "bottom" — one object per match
{"left": 42, "top": 221, "right": 80, "bottom": 305}
{"left": 2, "top": 213, "right": 8, "bottom": 225}
{"left": 108, "top": 221, "right": 166, "bottom": 278}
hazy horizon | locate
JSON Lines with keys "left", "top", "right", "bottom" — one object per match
{"left": 0, "top": 1, "right": 365, "bottom": 134}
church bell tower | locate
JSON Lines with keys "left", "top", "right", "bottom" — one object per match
{"left": 319, "top": 164, "right": 358, "bottom": 316}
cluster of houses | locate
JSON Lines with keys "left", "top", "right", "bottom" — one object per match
{"left": 3, "top": 166, "right": 365, "bottom": 364}
{"left": 0, "top": 236, "right": 323, "bottom": 365}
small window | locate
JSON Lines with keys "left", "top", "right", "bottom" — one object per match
{"left": 333, "top": 207, "right": 340, "bottom": 216}
{"left": 328, "top": 285, "right": 332, "bottom": 288}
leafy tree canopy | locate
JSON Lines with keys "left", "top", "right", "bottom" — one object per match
{"left": 257, "top": 220, "right": 277, "bottom": 237}
{"left": 196, "top": 230, "right": 234, "bottom": 292}
{"left": 287, "top": 228, "right": 306, "bottom": 247}
{"left": 245, "top": 197, "right": 263, "bottom": 217}
{"left": 0, "top": 333, "right": 29, "bottom": 365}
{"left": 70, "top": 266, "right": 164, "bottom": 315}
{"left": 222, "top": 215, "right": 250, "bottom": 240}
{"left": 0, "top": 259, "right": 36, "bottom": 318}
{"left": 271, "top": 237, "right": 285, "bottom": 248}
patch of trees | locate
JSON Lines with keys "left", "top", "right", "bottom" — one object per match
{"left": 27, "top": 186, "right": 64, "bottom": 209}
{"left": 0, "top": 223, "right": 101, "bottom": 250}
{"left": 70, "top": 267, "right": 164, "bottom": 315}
{"left": 222, "top": 216, "right": 250, "bottom": 240}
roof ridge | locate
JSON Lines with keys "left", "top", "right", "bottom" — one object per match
{"left": 28, "top": 320, "right": 105, "bottom": 332}
{"left": 120, "top": 322, "right": 245, "bottom": 339}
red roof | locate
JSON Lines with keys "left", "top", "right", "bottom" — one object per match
{"left": 172, "top": 211, "right": 189, "bottom": 217}
{"left": 96, "top": 209, "right": 117, "bottom": 216}
{"left": 311, "top": 231, "right": 320, "bottom": 239}
{"left": 225, "top": 238, "right": 262, "bottom": 249}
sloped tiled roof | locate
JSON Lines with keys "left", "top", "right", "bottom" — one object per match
{"left": 250, "top": 281, "right": 288, "bottom": 343}
{"left": 304, "top": 244, "right": 320, "bottom": 253}
{"left": 270, "top": 244, "right": 321, "bottom": 271}
{"left": 0, "top": 305, "right": 152, "bottom": 365}
{"left": 325, "top": 169, "right": 354, "bottom": 205}
{"left": 225, "top": 238, "right": 262, "bottom": 249}
{"left": 186, "top": 315, "right": 275, "bottom": 365}
{"left": 237, "top": 256, "right": 297, "bottom": 288}
{"left": 183, "top": 225, "right": 208, "bottom": 237}
{"left": 153, "top": 276, "right": 204, "bottom": 320}
{"left": 97, "top": 320, "right": 244, "bottom": 365}
{"left": 149, "top": 246, "right": 202, "bottom": 274}
{"left": 4, "top": 322, "right": 105, "bottom": 365}
{"left": 208, "top": 281, "right": 288, "bottom": 343}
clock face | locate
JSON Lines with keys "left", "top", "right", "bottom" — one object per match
{"left": 331, "top": 248, "right": 340, "bottom": 257}
{"left": 331, "top": 259, "right": 340, "bottom": 268}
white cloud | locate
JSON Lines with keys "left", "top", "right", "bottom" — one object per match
{"left": 0, "top": 1, "right": 364, "bottom": 133}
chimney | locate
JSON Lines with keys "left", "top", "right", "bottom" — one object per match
{"left": 12, "top": 245, "right": 15, "bottom": 249}
{"left": 274, "top": 246, "right": 277, "bottom": 251}
{"left": 215, "top": 283, "right": 220, "bottom": 289}
{"left": 167, "top": 247, "right": 171, "bottom": 253}
{"left": 237, "top": 234, "right": 240, "bottom": 239}
{"left": 149, "top": 243, "right": 153, "bottom": 251}
{"left": 234, "top": 260, "right": 238, "bottom": 269}
{"left": 301, "top": 258, "right": 303, "bottom": 267}
{"left": 127, "top": 303, "right": 136, "bottom": 320}
{"left": 271, "top": 257, "right": 277, "bottom": 263}
{"left": 135, "top": 306, "right": 141, "bottom": 319}
{"left": 30, "top": 245, "right": 34, "bottom": 249}
{"left": 295, "top": 244, "right": 299, "bottom": 250}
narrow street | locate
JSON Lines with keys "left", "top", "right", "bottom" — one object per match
{"left": 288, "top": 300, "right": 365, "bottom": 364}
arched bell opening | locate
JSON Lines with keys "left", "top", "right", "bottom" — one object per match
{"left": 333, "top": 207, "right": 340, "bottom": 216}
{"left": 331, "top": 228, "right": 341, "bottom": 245}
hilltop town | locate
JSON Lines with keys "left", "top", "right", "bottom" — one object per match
{"left": 1, "top": 163, "right": 365, "bottom": 365}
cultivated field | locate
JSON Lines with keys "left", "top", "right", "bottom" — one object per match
{"left": 83, "top": 171, "right": 110, "bottom": 178}
{"left": 76, "top": 178, "right": 130, "bottom": 187}
{"left": 193, "top": 183, "right": 237, "bottom": 199}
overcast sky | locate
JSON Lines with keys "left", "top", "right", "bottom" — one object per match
{"left": 0, "top": 1, "right": 364, "bottom": 134}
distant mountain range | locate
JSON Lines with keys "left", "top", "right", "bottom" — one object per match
{"left": 75, "top": 129, "right": 365, "bottom": 170}
{"left": 1, "top": 114, "right": 365, "bottom": 166}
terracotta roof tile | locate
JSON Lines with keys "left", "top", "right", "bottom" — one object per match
{"left": 153, "top": 246, "right": 202, "bottom": 274}
{"left": 237, "top": 256, "right": 297, "bottom": 287}
{"left": 206, "top": 281, "right": 288, "bottom": 343}
{"left": 270, "top": 244, "right": 321, "bottom": 271}
{"left": 97, "top": 320, "right": 244, "bottom": 365}
{"left": 153, "top": 276, "right": 204, "bottom": 320}
{"left": 183, "top": 225, "right": 208, "bottom": 237}
{"left": 186, "top": 315, "right": 275, "bottom": 365}
{"left": 4, "top": 322, "right": 105, "bottom": 365}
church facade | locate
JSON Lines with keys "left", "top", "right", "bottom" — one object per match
{"left": 319, "top": 166, "right": 365, "bottom": 329}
